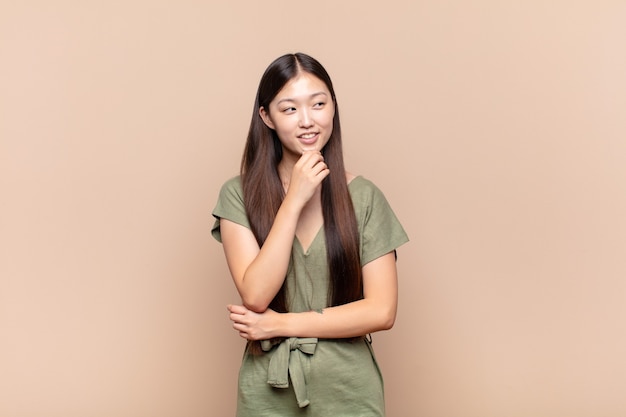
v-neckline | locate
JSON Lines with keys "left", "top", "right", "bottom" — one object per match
{"left": 292, "top": 175, "right": 361, "bottom": 255}
{"left": 295, "top": 225, "right": 324, "bottom": 255}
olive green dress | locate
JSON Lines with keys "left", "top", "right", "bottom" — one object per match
{"left": 212, "top": 176, "right": 409, "bottom": 416}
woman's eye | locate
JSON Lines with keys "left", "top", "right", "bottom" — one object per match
{"left": 282, "top": 107, "right": 296, "bottom": 113}
{"left": 313, "top": 102, "right": 325, "bottom": 108}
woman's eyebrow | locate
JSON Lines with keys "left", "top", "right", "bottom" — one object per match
{"left": 276, "top": 92, "right": 328, "bottom": 105}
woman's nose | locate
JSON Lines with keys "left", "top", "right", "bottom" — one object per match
{"left": 298, "top": 109, "right": 313, "bottom": 128}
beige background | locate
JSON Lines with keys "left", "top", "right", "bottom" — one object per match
{"left": 1, "top": 1, "right": 625, "bottom": 416}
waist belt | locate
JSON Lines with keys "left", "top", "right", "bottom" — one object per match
{"left": 261, "top": 337, "right": 318, "bottom": 408}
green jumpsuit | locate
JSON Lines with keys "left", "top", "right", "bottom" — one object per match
{"left": 212, "top": 176, "right": 409, "bottom": 416}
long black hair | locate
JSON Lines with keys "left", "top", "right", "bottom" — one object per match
{"left": 241, "top": 53, "right": 362, "bottom": 316}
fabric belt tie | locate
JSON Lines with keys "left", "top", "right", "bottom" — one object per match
{"left": 261, "top": 337, "right": 318, "bottom": 408}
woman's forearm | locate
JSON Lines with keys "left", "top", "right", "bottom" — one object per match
{"left": 228, "top": 197, "right": 303, "bottom": 312}
{"left": 280, "top": 299, "right": 396, "bottom": 339}
{"left": 227, "top": 298, "right": 396, "bottom": 342}
{"left": 277, "top": 252, "right": 398, "bottom": 338}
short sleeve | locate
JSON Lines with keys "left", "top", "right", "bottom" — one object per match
{"left": 350, "top": 177, "right": 409, "bottom": 265}
{"left": 211, "top": 176, "right": 250, "bottom": 243}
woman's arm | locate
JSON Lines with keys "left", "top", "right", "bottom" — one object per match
{"left": 220, "top": 215, "right": 295, "bottom": 313}
{"left": 228, "top": 251, "right": 398, "bottom": 340}
{"left": 220, "top": 151, "right": 329, "bottom": 313}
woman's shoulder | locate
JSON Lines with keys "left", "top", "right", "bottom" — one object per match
{"left": 221, "top": 174, "right": 242, "bottom": 187}
{"left": 218, "top": 175, "right": 243, "bottom": 194}
{"left": 347, "top": 174, "right": 393, "bottom": 212}
{"left": 215, "top": 175, "right": 244, "bottom": 207}
{"left": 347, "top": 173, "right": 383, "bottom": 196}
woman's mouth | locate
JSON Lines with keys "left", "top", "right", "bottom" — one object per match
{"left": 298, "top": 132, "right": 318, "bottom": 144}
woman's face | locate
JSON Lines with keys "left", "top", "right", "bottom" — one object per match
{"left": 260, "top": 72, "right": 335, "bottom": 160}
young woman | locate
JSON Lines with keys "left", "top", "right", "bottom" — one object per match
{"left": 211, "top": 53, "right": 408, "bottom": 416}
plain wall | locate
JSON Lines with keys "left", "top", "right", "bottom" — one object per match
{"left": 1, "top": 1, "right": 625, "bottom": 416}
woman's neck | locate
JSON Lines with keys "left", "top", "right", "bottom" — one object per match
{"left": 277, "top": 157, "right": 298, "bottom": 188}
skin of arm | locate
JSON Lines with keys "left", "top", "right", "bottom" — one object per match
{"left": 220, "top": 151, "right": 329, "bottom": 313}
{"left": 227, "top": 250, "right": 399, "bottom": 340}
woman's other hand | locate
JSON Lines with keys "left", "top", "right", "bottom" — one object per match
{"left": 227, "top": 304, "right": 281, "bottom": 341}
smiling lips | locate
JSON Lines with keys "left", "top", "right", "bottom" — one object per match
{"left": 298, "top": 132, "right": 319, "bottom": 144}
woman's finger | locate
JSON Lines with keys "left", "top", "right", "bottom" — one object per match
{"left": 227, "top": 304, "right": 248, "bottom": 314}
{"left": 312, "top": 161, "right": 328, "bottom": 175}
{"left": 297, "top": 151, "right": 323, "bottom": 170}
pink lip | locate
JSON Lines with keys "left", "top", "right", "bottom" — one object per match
{"left": 298, "top": 132, "right": 319, "bottom": 145}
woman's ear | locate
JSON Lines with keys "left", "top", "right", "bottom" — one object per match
{"left": 259, "top": 107, "right": 275, "bottom": 130}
